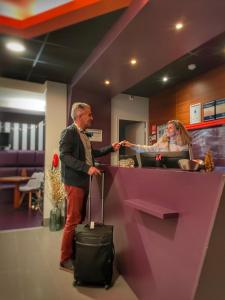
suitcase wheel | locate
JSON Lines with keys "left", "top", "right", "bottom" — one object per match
{"left": 104, "top": 284, "right": 111, "bottom": 290}
{"left": 73, "top": 280, "right": 77, "bottom": 287}
{"left": 73, "top": 280, "right": 81, "bottom": 287}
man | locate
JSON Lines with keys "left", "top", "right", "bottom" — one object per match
{"left": 59, "top": 102, "right": 120, "bottom": 272}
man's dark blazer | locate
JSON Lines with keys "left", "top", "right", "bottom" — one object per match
{"left": 59, "top": 123, "right": 113, "bottom": 188}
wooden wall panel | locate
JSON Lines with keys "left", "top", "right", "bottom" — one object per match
{"left": 149, "top": 89, "right": 176, "bottom": 125}
{"left": 149, "top": 63, "right": 225, "bottom": 126}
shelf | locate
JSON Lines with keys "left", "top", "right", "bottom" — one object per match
{"left": 125, "top": 199, "right": 179, "bottom": 219}
{"left": 185, "top": 119, "right": 225, "bottom": 131}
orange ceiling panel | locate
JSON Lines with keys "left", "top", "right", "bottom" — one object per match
{"left": 2, "top": 0, "right": 33, "bottom": 4}
{"left": 1, "top": 0, "right": 34, "bottom": 6}
{"left": 0, "top": 0, "right": 132, "bottom": 38}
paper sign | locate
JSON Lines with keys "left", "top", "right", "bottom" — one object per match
{"left": 86, "top": 129, "right": 103, "bottom": 142}
{"left": 190, "top": 103, "right": 201, "bottom": 124}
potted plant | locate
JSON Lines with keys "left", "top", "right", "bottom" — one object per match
{"left": 47, "top": 153, "right": 65, "bottom": 231}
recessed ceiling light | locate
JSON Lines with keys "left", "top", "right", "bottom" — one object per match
{"left": 130, "top": 58, "right": 137, "bottom": 65}
{"left": 6, "top": 41, "right": 25, "bottom": 52}
{"left": 188, "top": 64, "right": 197, "bottom": 71}
{"left": 162, "top": 76, "right": 168, "bottom": 82}
{"left": 175, "top": 22, "right": 183, "bottom": 30}
{"left": 104, "top": 80, "right": 110, "bottom": 85}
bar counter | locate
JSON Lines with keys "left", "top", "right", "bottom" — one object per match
{"left": 91, "top": 166, "right": 225, "bottom": 300}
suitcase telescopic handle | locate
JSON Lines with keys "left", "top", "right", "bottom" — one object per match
{"left": 88, "top": 171, "right": 105, "bottom": 224}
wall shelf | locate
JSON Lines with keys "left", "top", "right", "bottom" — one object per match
{"left": 125, "top": 199, "right": 179, "bottom": 219}
{"left": 186, "top": 119, "right": 225, "bottom": 131}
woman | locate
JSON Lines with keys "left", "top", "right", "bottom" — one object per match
{"left": 123, "top": 120, "right": 192, "bottom": 156}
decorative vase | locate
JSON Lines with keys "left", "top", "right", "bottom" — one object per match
{"left": 49, "top": 206, "right": 62, "bottom": 231}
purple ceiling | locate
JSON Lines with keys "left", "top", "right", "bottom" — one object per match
{"left": 70, "top": 0, "right": 225, "bottom": 97}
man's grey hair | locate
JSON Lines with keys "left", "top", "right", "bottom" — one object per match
{"left": 71, "top": 102, "right": 90, "bottom": 121}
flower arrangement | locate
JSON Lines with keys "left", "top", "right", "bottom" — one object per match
{"left": 47, "top": 153, "right": 65, "bottom": 208}
{"left": 204, "top": 149, "right": 214, "bottom": 172}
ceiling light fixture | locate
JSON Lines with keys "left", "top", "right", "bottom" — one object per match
{"left": 130, "top": 58, "right": 137, "bottom": 65}
{"left": 175, "top": 22, "right": 183, "bottom": 30}
{"left": 6, "top": 41, "right": 25, "bottom": 52}
{"left": 162, "top": 76, "right": 168, "bottom": 82}
{"left": 188, "top": 64, "right": 197, "bottom": 71}
{"left": 104, "top": 80, "right": 110, "bottom": 85}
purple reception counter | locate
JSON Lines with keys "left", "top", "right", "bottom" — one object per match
{"left": 91, "top": 166, "right": 225, "bottom": 300}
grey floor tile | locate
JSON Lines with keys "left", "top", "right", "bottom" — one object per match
{"left": 0, "top": 227, "right": 138, "bottom": 300}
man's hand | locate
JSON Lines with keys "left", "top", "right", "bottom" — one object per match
{"left": 112, "top": 142, "right": 121, "bottom": 151}
{"left": 121, "top": 140, "right": 134, "bottom": 148}
{"left": 88, "top": 166, "right": 101, "bottom": 176}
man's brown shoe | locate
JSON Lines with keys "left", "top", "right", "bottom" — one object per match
{"left": 60, "top": 259, "right": 74, "bottom": 273}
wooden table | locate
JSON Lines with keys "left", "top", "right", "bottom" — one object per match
{"left": 0, "top": 176, "right": 30, "bottom": 208}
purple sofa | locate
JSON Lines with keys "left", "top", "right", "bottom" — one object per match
{"left": 0, "top": 150, "right": 44, "bottom": 202}
{"left": 0, "top": 150, "right": 44, "bottom": 178}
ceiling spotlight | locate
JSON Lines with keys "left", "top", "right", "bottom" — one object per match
{"left": 130, "top": 58, "right": 137, "bottom": 65}
{"left": 162, "top": 76, "right": 168, "bottom": 82}
{"left": 175, "top": 22, "right": 183, "bottom": 30}
{"left": 6, "top": 41, "right": 25, "bottom": 53}
{"left": 104, "top": 80, "right": 110, "bottom": 85}
{"left": 188, "top": 64, "right": 197, "bottom": 71}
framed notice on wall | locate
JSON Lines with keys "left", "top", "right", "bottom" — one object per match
{"left": 215, "top": 98, "right": 225, "bottom": 119}
{"left": 86, "top": 129, "right": 103, "bottom": 142}
{"left": 190, "top": 103, "right": 201, "bottom": 124}
{"left": 203, "top": 101, "right": 215, "bottom": 121}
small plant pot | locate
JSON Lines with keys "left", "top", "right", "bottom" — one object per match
{"left": 49, "top": 206, "right": 62, "bottom": 231}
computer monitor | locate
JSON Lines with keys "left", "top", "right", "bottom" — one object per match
{"left": 139, "top": 152, "right": 159, "bottom": 168}
{"left": 140, "top": 151, "right": 190, "bottom": 168}
{"left": 0, "top": 132, "right": 10, "bottom": 149}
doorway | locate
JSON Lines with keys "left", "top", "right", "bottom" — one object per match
{"left": 119, "top": 119, "right": 147, "bottom": 163}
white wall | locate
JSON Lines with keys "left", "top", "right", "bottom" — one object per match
{"left": 0, "top": 87, "right": 45, "bottom": 112}
{"left": 0, "top": 77, "right": 45, "bottom": 93}
{"left": 111, "top": 93, "right": 149, "bottom": 165}
{"left": 0, "top": 77, "right": 45, "bottom": 113}
{"left": 43, "top": 81, "right": 67, "bottom": 220}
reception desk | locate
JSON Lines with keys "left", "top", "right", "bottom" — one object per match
{"left": 91, "top": 166, "right": 225, "bottom": 300}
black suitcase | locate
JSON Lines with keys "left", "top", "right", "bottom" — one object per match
{"left": 73, "top": 173, "right": 114, "bottom": 289}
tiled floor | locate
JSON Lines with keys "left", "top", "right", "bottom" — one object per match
{"left": 0, "top": 227, "right": 138, "bottom": 300}
{"left": 0, "top": 190, "right": 42, "bottom": 230}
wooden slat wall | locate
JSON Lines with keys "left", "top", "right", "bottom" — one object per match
{"left": 149, "top": 63, "right": 225, "bottom": 126}
{"left": 149, "top": 89, "right": 176, "bottom": 125}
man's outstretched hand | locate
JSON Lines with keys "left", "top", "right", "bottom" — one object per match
{"left": 112, "top": 142, "right": 122, "bottom": 151}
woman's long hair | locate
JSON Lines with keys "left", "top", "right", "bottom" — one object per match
{"left": 161, "top": 120, "right": 192, "bottom": 146}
